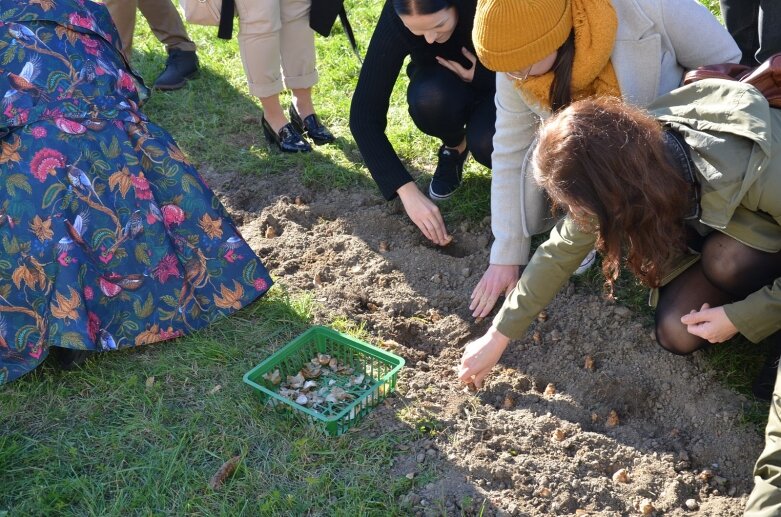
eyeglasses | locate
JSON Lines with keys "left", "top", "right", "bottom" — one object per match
{"left": 505, "top": 67, "right": 532, "bottom": 81}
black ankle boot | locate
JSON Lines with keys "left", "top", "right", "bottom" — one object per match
{"left": 153, "top": 48, "right": 199, "bottom": 90}
{"left": 289, "top": 105, "right": 335, "bottom": 145}
{"left": 753, "top": 351, "right": 780, "bottom": 401}
{"left": 261, "top": 117, "right": 311, "bottom": 153}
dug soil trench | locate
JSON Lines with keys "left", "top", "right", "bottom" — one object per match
{"left": 205, "top": 166, "right": 765, "bottom": 516}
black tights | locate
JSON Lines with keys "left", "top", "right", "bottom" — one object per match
{"left": 655, "top": 231, "right": 781, "bottom": 354}
{"left": 406, "top": 65, "right": 495, "bottom": 168}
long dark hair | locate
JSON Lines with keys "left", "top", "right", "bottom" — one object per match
{"left": 533, "top": 97, "right": 689, "bottom": 293}
{"left": 549, "top": 30, "right": 575, "bottom": 112}
{"left": 393, "top": 0, "right": 453, "bottom": 15}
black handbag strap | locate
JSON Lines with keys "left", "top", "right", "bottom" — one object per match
{"left": 218, "top": 0, "right": 235, "bottom": 40}
{"left": 338, "top": 5, "right": 361, "bottom": 63}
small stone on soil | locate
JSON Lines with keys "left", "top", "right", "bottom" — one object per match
{"left": 606, "top": 410, "right": 620, "bottom": 427}
{"left": 685, "top": 498, "right": 699, "bottom": 510}
{"left": 614, "top": 306, "right": 631, "bottom": 318}
{"left": 639, "top": 499, "right": 655, "bottom": 515}
{"left": 553, "top": 428, "right": 566, "bottom": 442}
{"left": 544, "top": 383, "right": 556, "bottom": 396}
{"left": 537, "top": 487, "right": 552, "bottom": 498}
{"left": 503, "top": 394, "right": 515, "bottom": 409}
{"left": 611, "top": 468, "right": 629, "bottom": 484}
{"left": 584, "top": 355, "right": 595, "bottom": 370}
{"left": 405, "top": 472, "right": 415, "bottom": 480}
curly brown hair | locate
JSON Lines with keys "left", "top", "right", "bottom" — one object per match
{"left": 532, "top": 96, "right": 690, "bottom": 293}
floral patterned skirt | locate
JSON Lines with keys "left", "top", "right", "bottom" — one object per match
{"left": 0, "top": 115, "right": 272, "bottom": 384}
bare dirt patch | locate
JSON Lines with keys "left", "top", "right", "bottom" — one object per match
{"left": 205, "top": 166, "right": 764, "bottom": 516}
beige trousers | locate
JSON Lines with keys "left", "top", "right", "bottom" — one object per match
{"left": 103, "top": 0, "right": 196, "bottom": 59}
{"left": 234, "top": 0, "right": 318, "bottom": 98}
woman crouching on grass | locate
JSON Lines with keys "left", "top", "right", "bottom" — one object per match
{"left": 458, "top": 79, "right": 781, "bottom": 389}
{"left": 457, "top": 80, "right": 781, "bottom": 514}
{"left": 349, "top": 0, "right": 496, "bottom": 247}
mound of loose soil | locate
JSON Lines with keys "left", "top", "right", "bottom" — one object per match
{"left": 205, "top": 166, "right": 764, "bottom": 516}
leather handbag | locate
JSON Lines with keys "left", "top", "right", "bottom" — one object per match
{"left": 178, "top": 0, "right": 235, "bottom": 39}
{"left": 684, "top": 52, "right": 781, "bottom": 108}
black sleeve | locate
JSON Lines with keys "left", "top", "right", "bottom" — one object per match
{"left": 349, "top": 1, "right": 414, "bottom": 200}
{"left": 471, "top": 59, "right": 496, "bottom": 93}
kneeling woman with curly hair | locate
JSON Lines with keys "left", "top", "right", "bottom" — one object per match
{"left": 457, "top": 78, "right": 781, "bottom": 513}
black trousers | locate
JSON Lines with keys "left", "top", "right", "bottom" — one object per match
{"left": 406, "top": 64, "right": 495, "bottom": 169}
{"left": 720, "top": 0, "right": 781, "bottom": 65}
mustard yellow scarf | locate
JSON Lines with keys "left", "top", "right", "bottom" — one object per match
{"left": 515, "top": 0, "right": 621, "bottom": 110}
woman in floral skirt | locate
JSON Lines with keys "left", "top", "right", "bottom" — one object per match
{"left": 0, "top": 0, "right": 272, "bottom": 383}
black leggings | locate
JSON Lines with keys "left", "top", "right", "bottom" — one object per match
{"left": 655, "top": 231, "right": 781, "bottom": 354}
{"left": 406, "top": 65, "right": 495, "bottom": 168}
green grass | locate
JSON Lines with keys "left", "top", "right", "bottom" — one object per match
{"left": 0, "top": 4, "right": 429, "bottom": 515}
{"left": 1, "top": 289, "right": 420, "bottom": 516}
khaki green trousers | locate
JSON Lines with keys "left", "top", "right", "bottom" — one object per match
{"left": 746, "top": 364, "right": 781, "bottom": 516}
{"left": 103, "top": 0, "right": 196, "bottom": 59}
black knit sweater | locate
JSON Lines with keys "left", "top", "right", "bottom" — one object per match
{"left": 349, "top": 0, "right": 495, "bottom": 200}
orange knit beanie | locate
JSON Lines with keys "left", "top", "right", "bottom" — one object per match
{"left": 473, "top": 0, "right": 572, "bottom": 72}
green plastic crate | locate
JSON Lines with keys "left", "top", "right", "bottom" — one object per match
{"left": 243, "top": 326, "right": 405, "bottom": 436}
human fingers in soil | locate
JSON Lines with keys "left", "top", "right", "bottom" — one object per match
{"left": 470, "top": 264, "right": 519, "bottom": 318}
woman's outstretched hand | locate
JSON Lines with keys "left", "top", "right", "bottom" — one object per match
{"left": 470, "top": 264, "right": 520, "bottom": 318}
{"left": 680, "top": 303, "right": 738, "bottom": 343}
{"left": 436, "top": 47, "right": 477, "bottom": 83}
{"left": 458, "top": 326, "right": 511, "bottom": 388}
{"left": 397, "top": 182, "right": 452, "bottom": 246}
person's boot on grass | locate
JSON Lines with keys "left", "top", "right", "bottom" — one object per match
{"left": 153, "top": 48, "right": 199, "bottom": 90}
{"left": 752, "top": 332, "right": 781, "bottom": 401}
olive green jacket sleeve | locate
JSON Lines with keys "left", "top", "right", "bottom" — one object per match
{"left": 725, "top": 280, "right": 781, "bottom": 343}
{"left": 493, "top": 217, "right": 595, "bottom": 339}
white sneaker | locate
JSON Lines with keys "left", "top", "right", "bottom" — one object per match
{"left": 574, "top": 249, "right": 597, "bottom": 276}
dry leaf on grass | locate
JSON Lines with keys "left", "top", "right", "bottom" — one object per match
{"left": 209, "top": 455, "right": 241, "bottom": 490}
